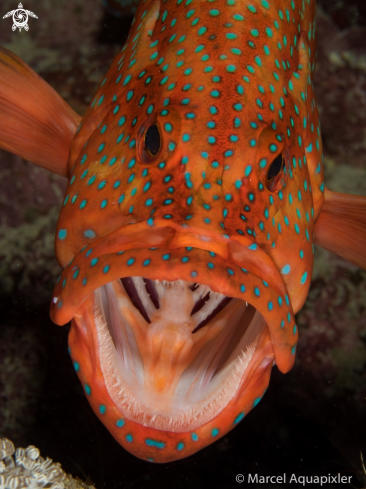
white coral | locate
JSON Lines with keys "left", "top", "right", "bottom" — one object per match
{"left": 0, "top": 438, "right": 65, "bottom": 489}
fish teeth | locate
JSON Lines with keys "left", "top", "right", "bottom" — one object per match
{"left": 198, "top": 284, "right": 211, "bottom": 298}
{"left": 192, "top": 283, "right": 212, "bottom": 302}
{"left": 161, "top": 280, "right": 175, "bottom": 287}
{"left": 153, "top": 279, "right": 214, "bottom": 294}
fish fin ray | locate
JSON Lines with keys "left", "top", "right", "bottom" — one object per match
{"left": 0, "top": 47, "right": 81, "bottom": 177}
{"left": 314, "top": 187, "right": 366, "bottom": 270}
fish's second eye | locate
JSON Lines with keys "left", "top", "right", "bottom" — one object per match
{"left": 266, "top": 153, "right": 284, "bottom": 192}
{"left": 144, "top": 124, "right": 161, "bottom": 156}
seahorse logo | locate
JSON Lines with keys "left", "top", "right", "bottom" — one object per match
{"left": 2, "top": 3, "right": 38, "bottom": 32}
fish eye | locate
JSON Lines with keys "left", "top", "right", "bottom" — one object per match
{"left": 266, "top": 153, "right": 284, "bottom": 192}
{"left": 144, "top": 124, "right": 161, "bottom": 156}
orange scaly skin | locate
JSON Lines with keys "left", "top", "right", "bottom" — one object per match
{"left": 49, "top": 0, "right": 323, "bottom": 462}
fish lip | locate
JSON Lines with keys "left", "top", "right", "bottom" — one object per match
{"left": 85, "top": 286, "right": 274, "bottom": 432}
{"left": 51, "top": 221, "right": 298, "bottom": 373}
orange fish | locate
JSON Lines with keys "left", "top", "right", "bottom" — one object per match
{"left": 0, "top": 0, "right": 365, "bottom": 464}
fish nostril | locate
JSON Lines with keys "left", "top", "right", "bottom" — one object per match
{"left": 120, "top": 277, "right": 151, "bottom": 323}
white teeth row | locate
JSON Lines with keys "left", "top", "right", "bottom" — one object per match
{"left": 192, "top": 284, "right": 212, "bottom": 301}
{"left": 156, "top": 279, "right": 178, "bottom": 287}
{"left": 141, "top": 278, "right": 224, "bottom": 300}
{"left": 155, "top": 280, "right": 214, "bottom": 296}
{"left": 193, "top": 285, "right": 206, "bottom": 300}
{"left": 156, "top": 280, "right": 226, "bottom": 310}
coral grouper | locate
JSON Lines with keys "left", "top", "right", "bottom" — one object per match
{"left": 0, "top": 0, "right": 365, "bottom": 463}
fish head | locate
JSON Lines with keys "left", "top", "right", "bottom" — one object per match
{"left": 50, "top": 0, "right": 324, "bottom": 462}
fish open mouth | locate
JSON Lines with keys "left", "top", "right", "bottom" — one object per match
{"left": 91, "top": 276, "right": 270, "bottom": 432}
{"left": 52, "top": 228, "right": 297, "bottom": 436}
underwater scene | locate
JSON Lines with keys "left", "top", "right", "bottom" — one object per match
{"left": 0, "top": 0, "right": 365, "bottom": 487}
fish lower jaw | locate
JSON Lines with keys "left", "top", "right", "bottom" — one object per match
{"left": 92, "top": 277, "right": 271, "bottom": 433}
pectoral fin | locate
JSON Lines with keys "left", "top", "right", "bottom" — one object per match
{"left": 314, "top": 187, "right": 366, "bottom": 270}
{"left": 0, "top": 47, "right": 81, "bottom": 177}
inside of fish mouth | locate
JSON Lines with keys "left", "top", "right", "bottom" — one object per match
{"left": 119, "top": 277, "right": 235, "bottom": 333}
{"left": 94, "top": 276, "right": 266, "bottom": 406}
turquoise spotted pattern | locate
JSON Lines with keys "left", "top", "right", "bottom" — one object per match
{"left": 52, "top": 0, "right": 324, "bottom": 465}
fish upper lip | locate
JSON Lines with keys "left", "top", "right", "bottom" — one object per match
{"left": 51, "top": 220, "right": 298, "bottom": 373}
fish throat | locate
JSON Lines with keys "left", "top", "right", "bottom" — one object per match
{"left": 92, "top": 277, "right": 267, "bottom": 432}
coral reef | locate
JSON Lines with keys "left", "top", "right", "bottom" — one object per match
{"left": 0, "top": 438, "right": 94, "bottom": 489}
